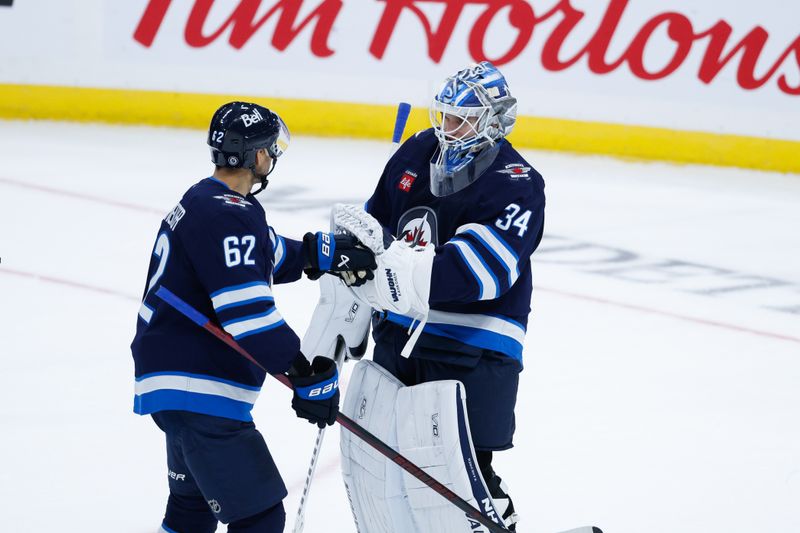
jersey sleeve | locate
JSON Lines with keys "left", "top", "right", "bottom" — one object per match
{"left": 429, "top": 188, "right": 545, "bottom": 304}
{"left": 364, "top": 166, "right": 393, "bottom": 229}
{"left": 268, "top": 226, "right": 305, "bottom": 284}
{"left": 182, "top": 212, "right": 301, "bottom": 374}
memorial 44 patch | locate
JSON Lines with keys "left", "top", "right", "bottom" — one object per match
{"left": 497, "top": 163, "right": 531, "bottom": 180}
{"left": 214, "top": 194, "right": 252, "bottom": 208}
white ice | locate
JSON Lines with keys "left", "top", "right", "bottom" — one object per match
{"left": 0, "top": 120, "right": 798, "bottom": 533}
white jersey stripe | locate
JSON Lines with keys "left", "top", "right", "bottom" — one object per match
{"left": 274, "top": 235, "right": 286, "bottom": 272}
{"left": 448, "top": 239, "right": 499, "bottom": 300}
{"left": 138, "top": 302, "right": 154, "bottom": 323}
{"left": 456, "top": 223, "right": 520, "bottom": 286}
{"left": 426, "top": 309, "right": 526, "bottom": 345}
{"left": 135, "top": 374, "right": 260, "bottom": 405}
{"left": 222, "top": 307, "right": 284, "bottom": 339}
{"left": 211, "top": 283, "right": 273, "bottom": 311}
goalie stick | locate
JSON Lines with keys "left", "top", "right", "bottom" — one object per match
{"left": 391, "top": 102, "right": 412, "bottom": 152}
{"left": 291, "top": 338, "right": 346, "bottom": 533}
{"left": 154, "top": 285, "right": 513, "bottom": 533}
{"left": 293, "top": 102, "right": 414, "bottom": 533}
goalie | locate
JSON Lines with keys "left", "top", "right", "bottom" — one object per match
{"left": 304, "top": 61, "right": 545, "bottom": 532}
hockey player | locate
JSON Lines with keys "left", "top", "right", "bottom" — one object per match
{"left": 130, "top": 102, "right": 376, "bottom": 533}
{"left": 329, "top": 62, "right": 545, "bottom": 532}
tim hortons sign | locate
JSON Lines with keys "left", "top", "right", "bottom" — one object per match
{"left": 134, "top": 0, "right": 799, "bottom": 95}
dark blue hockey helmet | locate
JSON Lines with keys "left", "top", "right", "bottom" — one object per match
{"left": 208, "top": 102, "right": 290, "bottom": 193}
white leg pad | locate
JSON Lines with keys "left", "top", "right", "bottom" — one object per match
{"left": 397, "top": 380, "right": 503, "bottom": 533}
{"left": 341, "top": 362, "right": 502, "bottom": 532}
{"left": 340, "top": 360, "right": 416, "bottom": 533}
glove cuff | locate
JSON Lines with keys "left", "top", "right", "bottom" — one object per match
{"left": 289, "top": 356, "right": 339, "bottom": 400}
{"left": 286, "top": 352, "right": 312, "bottom": 377}
{"left": 293, "top": 373, "right": 338, "bottom": 400}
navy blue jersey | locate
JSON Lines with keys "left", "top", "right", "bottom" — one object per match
{"left": 131, "top": 177, "right": 306, "bottom": 421}
{"left": 366, "top": 129, "right": 545, "bottom": 364}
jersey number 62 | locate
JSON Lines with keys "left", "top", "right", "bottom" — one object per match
{"left": 224, "top": 235, "right": 256, "bottom": 267}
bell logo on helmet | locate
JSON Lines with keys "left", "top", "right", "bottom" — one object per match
{"left": 241, "top": 108, "right": 264, "bottom": 128}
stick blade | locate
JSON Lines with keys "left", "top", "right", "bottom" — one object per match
{"left": 557, "top": 528, "right": 603, "bottom": 533}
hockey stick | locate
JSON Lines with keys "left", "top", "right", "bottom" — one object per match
{"left": 293, "top": 104, "right": 410, "bottom": 530}
{"left": 391, "top": 102, "right": 412, "bottom": 152}
{"left": 291, "top": 338, "right": 346, "bottom": 533}
{"left": 154, "top": 286, "right": 512, "bottom": 533}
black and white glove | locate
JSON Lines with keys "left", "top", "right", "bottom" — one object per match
{"left": 286, "top": 354, "right": 340, "bottom": 428}
{"left": 303, "top": 231, "right": 377, "bottom": 286}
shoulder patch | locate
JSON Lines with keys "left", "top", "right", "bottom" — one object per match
{"left": 398, "top": 170, "right": 417, "bottom": 192}
{"left": 497, "top": 163, "right": 531, "bottom": 181}
{"left": 213, "top": 194, "right": 252, "bottom": 208}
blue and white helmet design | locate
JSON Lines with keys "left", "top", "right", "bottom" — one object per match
{"left": 429, "top": 62, "right": 517, "bottom": 178}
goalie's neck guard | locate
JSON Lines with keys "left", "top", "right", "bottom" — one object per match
{"left": 429, "top": 141, "right": 502, "bottom": 197}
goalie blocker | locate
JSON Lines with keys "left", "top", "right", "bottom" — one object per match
{"left": 341, "top": 360, "right": 516, "bottom": 533}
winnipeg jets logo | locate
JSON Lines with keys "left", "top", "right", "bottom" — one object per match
{"left": 398, "top": 207, "right": 438, "bottom": 248}
{"left": 214, "top": 194, "right": 252, "bottom": 208}
{"left": 401, "top": 214, "right": 432, "bottom": 248}
{"left": 497, "top": 163, "right": 531, "bottom": 180}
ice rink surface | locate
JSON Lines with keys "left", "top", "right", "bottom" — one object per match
{"left": 1, "top": 120, "right": 799, "bottom": 533}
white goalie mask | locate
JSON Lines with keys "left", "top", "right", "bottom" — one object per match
{"left": 429, "top": 61, "right": 517, "bottom": 197}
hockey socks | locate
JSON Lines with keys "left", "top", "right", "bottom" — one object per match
{"left": 162, "top": 493, "right": 217, "bottom": 533}
{"left": 228, "top": 502, "right": 286, "bottom": 533}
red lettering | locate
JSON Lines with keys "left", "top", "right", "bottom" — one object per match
{"left": 696, "top": 22, "right": 800, "bottom": 94}
{"left": 776, "top": 37, "right": 800, "bottom": 95}
{"left": 540, "top": 0, "right": 627, "bottom": 74}
{"left": 370, "top": 0, "right": 467, "bottom": 62}
{"left": 624, "top": 12, "right": 694, "bottom": 80}
{"left": 134, "top": 0, "right": 172, "bottom": 46}
{"left": 135, "top": 0, "right": 341, "bottom": 57}
{"left": 468, "top": 1, "right": 535, "bottom": 66}
{"left": 135, "top": 0, "right": 800, "bottom": 95}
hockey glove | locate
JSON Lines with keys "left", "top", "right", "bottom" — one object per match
{"left": 287, "top": 354, "right": 340, "bottom": 428}
{"left": 303, "top": 231, "right": 377, "bottom": 286}
{"left": 302, "top": 275, "right": 371, "bottom": 362}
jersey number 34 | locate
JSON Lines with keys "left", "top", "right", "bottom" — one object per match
{"left": 496, "top": 203, "right": 532, "bottom": 237}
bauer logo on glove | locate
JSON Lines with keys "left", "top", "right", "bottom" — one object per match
{"left": 296, "top": 379, "right": 338, "bottom": 400}
{"left": 303, "top": 231, "right": 377, "bottom": 286}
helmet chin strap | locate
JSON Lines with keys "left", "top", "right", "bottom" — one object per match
{"left": 250, "top": 157, "right": 277, "bottom": 195}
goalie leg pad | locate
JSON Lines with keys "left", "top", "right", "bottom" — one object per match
{"left": 396, "top": 380, "right": 504, "bottom": 533}
{"left": 341, "top": 364, "right": 503, "bottom": 533}
{"left": 340, "top": 360, "right": 416, "bottom": 533}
